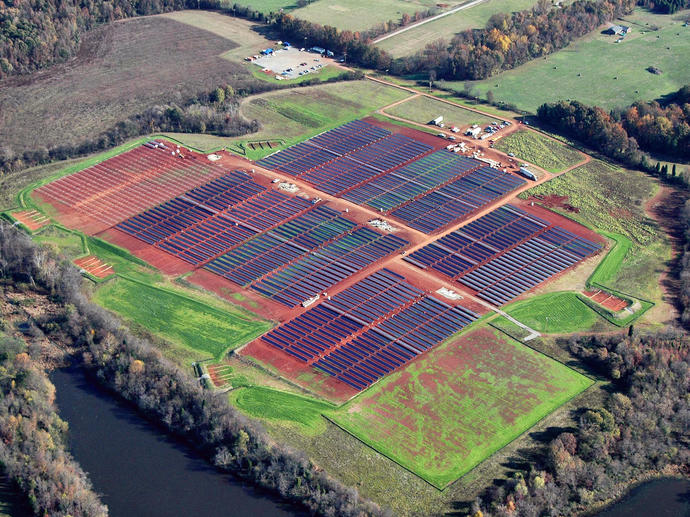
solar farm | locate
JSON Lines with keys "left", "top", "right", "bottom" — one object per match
{"left": 28, "top": 116, "right": 604, "bottom": 490}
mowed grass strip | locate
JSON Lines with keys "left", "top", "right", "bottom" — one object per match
{"left": 331, "top": 327, "right": 592, "bottom": 487}
{"left": 445, "top": 8, "right": 690, "bottom": 111}
{"left": 588, "top": 232, "right": 633, "bottom": 287}
{"left": 384, "top": 94, "right": 493, "bottom": 127}
{"left": 495, "top": 130, "right": 583, "bottom": 173}
{"left": 230, "top": 386, "right": 336, "bottom": 434}
{"left": 94, "top": 278, "right": 270, "bottom": 360}
{"left": 502, "top": 292, "right": 600, "bottom": 333}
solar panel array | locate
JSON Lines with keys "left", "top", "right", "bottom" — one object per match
{"left": 262, "top": 269, "right": 478, "bottom": 390}
{"left": 205, "top": 206, "right": 356, "bottom": 286}
{"left": 117, "top": 171, "right": 312, "bottom": 266}
{"left": 253, "top": 228, "right": 408, "bottom": 307}
{"left": 342, "top": 151, "right": 482, "bottom": 211}
{"left": 257, "top": 120, "right": 433, "bottom": 195}
{"left": 390, "top": 166, "right": 526, "bottom": 233}
{"left": 406, "top": 205, "right": 602, "bottom": 305}
{"left": 35, "top": 144, "right": 228, "bottom": 226}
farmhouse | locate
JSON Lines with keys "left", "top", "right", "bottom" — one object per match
{"left": 606, "top": 25, "right": 630, "bottom": 36}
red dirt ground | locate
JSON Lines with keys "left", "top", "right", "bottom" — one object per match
{"left": 526, "top": 194, "right": 580, "bottom": 213}
{"left": 11, "top": 210, "right": 50, "bottom": 231}
{"left": 73, "top": 255, "right": 115, "bottom": 279}
{"left": 583, "top": 289, "right": 629, "bottom": 312}
{"left": 363, "top": 116, "right": 450, "bottom": 151}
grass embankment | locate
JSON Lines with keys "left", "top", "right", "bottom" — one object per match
{"left": 231, "top": 80, "right": 413, "bottom": 159}
{"left": 444, "top": 8, "right": 690, "bottom": 111}
{"left": 93, "top": 278, "right": 270, "bottom": 360}
{"left": 495, "top": 129, "right": 584, "bottom": 173}
{"left": 230, "top": 387, "right": 336, "bottom": 435}
{"left": 502, "top": 292, "right": 599, "bottom": 333}
{"left": 384, "top": 94, "right": 493, "bottom": 127}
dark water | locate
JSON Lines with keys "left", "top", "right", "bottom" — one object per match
{"left": 51, "top": 366, "right": 298, "bottom": 517}
{"left": 596, "top": 477, "right": 690, "bottom": 517}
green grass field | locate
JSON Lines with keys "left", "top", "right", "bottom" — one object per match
{"left": 331, "top": 326, "right": 592, "bottom": 487}
{"left": 376, "top": 0, "right": 542, "bottom": 57}
{"left": 233, "top": 80, "right": 412, "bottom": 159}
{"left": 292, "top": 0, "right": 451, "bottom": 31}
{"left": 384, "top": 94, "right": 494, "bottom": 127}
{"left": 94, "top": 278, "right": 270, "bottom": 360}
{"left": 444, "top": 9, "right": 690, "bottom": 111}
{"left": 230, "top": 386, "right": 336, "bottom": 434}
{"left": 495, "top": 130, "right": 583, "bottom": 173}
{"left": 503, "top": 292, "right": 600, "bottom": 333}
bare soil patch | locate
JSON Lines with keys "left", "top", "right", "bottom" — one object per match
{"left": 0, "top": 14, "right": 250, "bottom": 154}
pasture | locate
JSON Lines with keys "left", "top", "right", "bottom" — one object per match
{"left": 230, "top": 0, "right": 300, "bottom": 14}
{"left": 444, "top": 9, "right": 690, "bottom": 111}
{"left": 384, "top": 94, "right": 493, "bottom": 127}
{"left": 376, "top": 0, "right": 541, "bottom": 57}
{"left": 0, "top": 13, "right": 258, "bottom": 156}
{"left": 331, "top": 327, "right": 592, "bottom": 488}
{"left": 502, "top": 292, "right": 599, "bottom": 333}
{"left": 292, "top": 0, "right": 455, "bottom": 31}
{"left": 94, "top": 278, "right": 270, "bottom": 360}
{"left": 495, "top": 130, "right": 584, "bottom": 173}
{"left": 234, "top": 80, "right": 413, "bottom": 158}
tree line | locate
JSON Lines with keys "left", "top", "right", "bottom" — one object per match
{"left": 0, "top": 223, "right": 389, "bottom": 517}
{"left": 638, "top": 0, "right": 689, "bottom": 13}
{"left": 391, "top": 0, "right": 637, "bottom": 80}
{"left": 0, "top": 331, "right": 108, "bottom": 516}
{"left": 537, "top": 85, "right": 690, "bottom": 176}
{"left": 472, "top": 330, "right": 690, "bottom": 516}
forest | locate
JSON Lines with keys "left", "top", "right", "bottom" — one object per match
{"left": 0, "top": 223, "right": 388, "bottom": 517}
{"left": 537, "top": 85, "right": 690, "bottom": 173}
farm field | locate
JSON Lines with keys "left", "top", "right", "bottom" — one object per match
{"left": 384, "top": 94, "right": 494, "bottom": 128}
{"left": 331, "top": 326, "right": 592, "bottom": 487}
{"left": 0, "top": 13, "right": 256, "bottom": 156}
{"left": 443, "top": 8, "right": 690, "bottom": 111}
{"left": 502, "top": 292, "right": 600, "bottom": 333}
{"left": 495, "top": 130, "right": 584, "bottom": 173}
{"left": 376, "top": 0, "right": 541, "bottom": 57}
{"left": 233, "top": 81, "right": 413, "bottom": 158}
{"left": 520, "top": 158, "right": 671, "bottom": 318}
{"left": 291, "top": 0, "right": 457, "bottom": 31}
{"left": 93, "top": 278, "right": 271, "bottom": 360}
